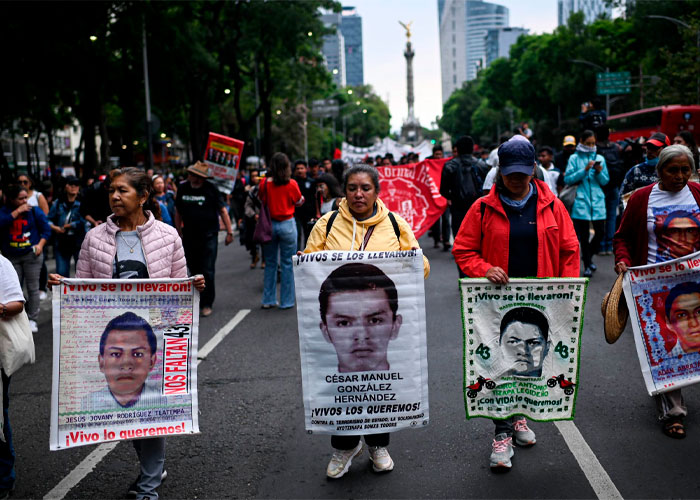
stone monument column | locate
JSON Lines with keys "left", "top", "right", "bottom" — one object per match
{"left": 399, "top": 21, "right": 422, "bottom": 145}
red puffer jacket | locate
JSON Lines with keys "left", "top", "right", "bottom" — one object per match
{"left": 452, "top": 179, "right": 580, "bottom": 278}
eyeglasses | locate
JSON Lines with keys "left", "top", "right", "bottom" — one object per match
{"left": 18, "top": 180, "right": 30, "bottom": 185}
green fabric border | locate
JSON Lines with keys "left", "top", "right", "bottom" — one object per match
{"left": 461, "top": 277, "right": 589, "bottom": 422}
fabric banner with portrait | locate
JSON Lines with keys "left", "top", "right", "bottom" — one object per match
{"left": 377, "top": 159, "right": 448, "bottom": 239}
{"left": 460, "top": 278, "right": 588, "bottom": 421}
{"left": 294, "top": 250, "right": 429, "bottom": 435}
{"left": 50, "top": 279, "right": 200, "bottom": 450}
{"left": 623, "top": 250, "right": 700, "bottom": 395}
{"left": 204, "top": 131, "right": 244, "bottom": 194}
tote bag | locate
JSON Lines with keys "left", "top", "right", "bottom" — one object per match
{"left": 0, "top": 309, "right": 36, "bottom": 376}
{"left": 252, "top": 180, "right": 273, "bottom": 244}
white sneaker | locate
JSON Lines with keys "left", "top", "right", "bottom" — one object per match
{"left": 326, "top": 442, "right": 363, "bottom": 479}
{"left": 513, "top": 418, "right": 536, "bottom": 446}
{"left": 490, "top": 433, "right": 514, "bottom": 470}
{"left": 368, "top": 446, "right": 394, "bottom": 473}
{"left": 39, "top": 291, "right": 48, "bottom": 301}
{"left": 28, "top": 320, "right": 38, "bottom": 333}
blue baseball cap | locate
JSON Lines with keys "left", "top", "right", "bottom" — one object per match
{"left": 498, "top": 136, "right": 536, "bottom": 175}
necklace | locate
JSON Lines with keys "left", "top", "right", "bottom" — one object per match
{"left": 119, "top": 231, "right": 139, "bottom": 254}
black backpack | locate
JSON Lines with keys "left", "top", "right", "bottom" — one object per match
{"left": 597, "top": 142, "right": 624, "bottom": 187}
{"left": 325, "top": 210, "right": 401, "bottom": 242}
{"left": 453, "top": 156, "right": 484, "bottom": 208}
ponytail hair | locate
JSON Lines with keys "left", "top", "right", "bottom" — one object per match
{"left": 109, "top": 167, "right": 162, "bottom": 221}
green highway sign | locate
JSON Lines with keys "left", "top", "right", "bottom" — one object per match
{"left": 597, "top": 71, "right": 631, "bottom": 95}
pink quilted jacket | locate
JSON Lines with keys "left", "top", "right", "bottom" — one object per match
{"left": 76, "top": 211, "right": 187, "bottom": 279}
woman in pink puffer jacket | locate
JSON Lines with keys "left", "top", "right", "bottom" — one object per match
{"left": 50, "top": 167, "right": 203, "bottom": 500}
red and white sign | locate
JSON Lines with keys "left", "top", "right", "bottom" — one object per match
{"left": 378, "top": 159, "right": 448, "bottom": 239}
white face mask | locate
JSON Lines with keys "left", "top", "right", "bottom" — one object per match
{"left": 577, "top": 143, "right": 597, "bottom": 154}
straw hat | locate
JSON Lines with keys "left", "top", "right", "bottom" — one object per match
{"left": 187, "top": 161, "right": 211, "bottom": 178}
{"left": 601, "top": 272, "right": 628, "bottom": 344}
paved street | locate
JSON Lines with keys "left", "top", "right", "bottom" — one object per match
{"left": 9, "top": 234, "right": 700, "bottom": 499}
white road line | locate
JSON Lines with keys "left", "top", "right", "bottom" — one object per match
{"left": 554, "top": 420, "right": 623, "bottom": 500}
{"left": 43, "top": 309, "right": 251, "bottom": 500}
{"left": 197, "top": 310, "right": 250, "bottom": 361}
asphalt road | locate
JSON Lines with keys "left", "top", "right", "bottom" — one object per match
{"left": 8, "top": 233, "right": 700, "bottom": 499}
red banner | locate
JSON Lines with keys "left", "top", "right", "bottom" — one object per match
{"left": 204, "top": 132, "right": 245, "bottom": 194}
{"left": 377, "top": 159, "right": 448, "bottom": 239}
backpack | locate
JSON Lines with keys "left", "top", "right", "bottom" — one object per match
{"left": 325, "top": 210, "right": 401, "bottom": 242}
{"left": 597, "top": 142, "right": 624, "bottom": 188}
{"left": 453, "top": 156, "right": 484, "bottom": 208}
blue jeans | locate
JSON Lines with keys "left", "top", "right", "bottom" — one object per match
{"left": 262, "top": 218, "right": 297, "bottom": 308}
{"left": 601, "top": 186, "right": 620, "bottom": 252}
{"left": 55, "top": 247, "right": 80, "bottom": 277}
{"left": 0, "top": 371, "right": 15, "bottom": 490}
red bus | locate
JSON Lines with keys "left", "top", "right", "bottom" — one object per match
{"left": 608, "top": 105, "right": 700, "bottom": 143}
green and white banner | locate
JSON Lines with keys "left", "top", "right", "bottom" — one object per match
{"left": 460, "top": 278, "right": 587, "bottom": 421}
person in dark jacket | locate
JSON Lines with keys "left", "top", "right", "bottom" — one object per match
{"left": 0, "top": 184, "right": 51, "bottom": 333}
{"left": 440, "top": 136, "right": 487, "bottom": 271}
{"left": 48, "top": 176, "right": 85, "bottom": 277}
{"left": 596, "top": 126, "right": 624, "bottom": 255}
{"left": 293, "top": 160, "right": 316, "bottom": 251}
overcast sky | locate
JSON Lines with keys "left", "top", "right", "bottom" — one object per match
{"left": 346, "top": 0, "right": 561, "bottom": 134}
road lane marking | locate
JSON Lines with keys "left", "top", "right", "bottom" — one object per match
{"left": 554, "top": 420, "right": 623, "bottom": 500}
{"left": 44, "top": 308, "right": 251, "bottom": 500}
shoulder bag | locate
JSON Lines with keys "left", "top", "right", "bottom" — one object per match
{"left": 252, "top": 179, "right": 273, "bottom": 244}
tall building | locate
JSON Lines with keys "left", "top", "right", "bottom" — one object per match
{"left": 558, "top": 0, "right": 612, "bottom": 26}
{"left": 322, "top": 12, "right": 346, "bottom": 88}
{"left": 321, "top": 7, "right": 364, "bottom": 89}
{"left": 438, "top": 0, "right": 509, "bottom": 103}
{"left": 341, "top": 6, "right": 364, "bottom": 86}
{"left": 485, "top": 27, "right": 528, "bottom": 65}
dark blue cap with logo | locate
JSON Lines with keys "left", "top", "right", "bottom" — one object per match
{"left": 498, "top": 136, "right": 536, "bottom": 175}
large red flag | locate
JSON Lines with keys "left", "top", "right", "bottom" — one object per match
{"left": 377, "top": 159, "right": 448, "bottom": 239}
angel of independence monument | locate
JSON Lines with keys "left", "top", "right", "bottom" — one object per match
{"left": 399, "top": 21, "right": 422, "bottom": 146}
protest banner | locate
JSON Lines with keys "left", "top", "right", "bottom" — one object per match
{"left": 377, "top": 159, "right": 448, "bottom": 239}
{"left": 460, "top": 278, "right": 587, "bottom": 421}
{"left": 204, "top": 132, "right": 244, "bottom": 194}
{"left": 294, "top": 250, "right": 429, "bottom": 435}
{"left": 622, "top": 250, "right": 700, "bottom": 395}
{"left": 50, "top": 279, "right": 200, "bottom": 450}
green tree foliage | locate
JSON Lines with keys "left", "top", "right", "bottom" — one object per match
{"left": 440, "top": 1, "right": 700, "bottom": 146}
{"left": 0, "top": 0, "right": 353, "bottom": 177}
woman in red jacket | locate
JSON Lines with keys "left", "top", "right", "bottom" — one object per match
{"left": 613, "top": 144, "right": 700, "bottom": 439}
{"left": 452, "top": 137, "right": 580, "bottom": 471}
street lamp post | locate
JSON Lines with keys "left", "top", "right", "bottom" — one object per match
{"left": 570, "top": 59, "right": 610, "bottom": 116}
{"left": 646, "top": 15, "right": 700, "bottom": 104}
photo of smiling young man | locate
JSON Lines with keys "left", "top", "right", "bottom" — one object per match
{"left": 82, "top": 312, "right": 164, "bottom": 411}
{"left": 318, "top": 263, "right": 403, "bottom": 373}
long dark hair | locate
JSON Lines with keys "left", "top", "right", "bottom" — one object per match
{"left": 269, "top": 152, "right": 291, "bottom": 185}
{"left": 109, "top": 167, "right": 162, "bottom": 220}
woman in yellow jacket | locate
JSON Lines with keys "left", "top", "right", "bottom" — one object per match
{"left": 304, "top": 164, "right": 429, "bottom": 478}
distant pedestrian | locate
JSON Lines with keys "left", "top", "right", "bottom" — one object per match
{"left": 554, "top": 135, "right": 577, "bottom": 174}
{"left": 620, "top": 132, "right": 671, "bottom": 196}
{"left": 673, "top": 131, "right": 699, "bottom": 170}
{"left": 259, "top": 153, "right": 304, "bottom": 309}
{"left": 439, "top": 135, "right": 486, "bottom": 277}
{"left": 174, "top": 161, "right": 234, "bottom": 317}
{"left": 563, "top": 130, "right": 609, "bottom": 278}
{"left": 152, "top": 174, "right": 175, "bottom": 226}
{"left": 243, "top": 169, "right": 264, "bottom": 268}
{"left": 595, "top": 126, "right": 624, "bottom": 255}
{"left": 0, "top": 184, "right": 51, "bottom": 333}
{"left": 48, "top": 176, "right": 85, "bottom": 277}
{"left": 452, "top": 138, "right": 579, "bottom": 471}
{"left": 579, "top": 99, "right": 606, "bottom": 131}
{"left": 293, "top": 160, "right": 316, "bottom": 250}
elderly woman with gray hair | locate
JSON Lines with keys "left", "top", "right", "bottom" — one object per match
{"left": 614, "top": 144, "right": 700, "bottom": 438}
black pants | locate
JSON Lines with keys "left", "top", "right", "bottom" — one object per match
{"left": 183, "top": 231, "right": 218, "bottom": 308}
{"left": 331, "top": 433, "right": 390, "bottom": 450}
{"left": 573, "top": 219, "right": 605, "bottom": 269}
{"left": 450, "top": 207, "right": 468, "bottom": 278}
{"left": 430, "top": 211, "right": 451, "bottom": 246}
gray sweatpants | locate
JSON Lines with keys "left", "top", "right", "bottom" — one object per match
{"left": 133, "top": 437, "right": 166, "bottom": 499}
{"left": 9, "top": 251, "right": 42, "bottom": 321}
{"left": 655, "top": 388, "right": 687, "bottom": 420}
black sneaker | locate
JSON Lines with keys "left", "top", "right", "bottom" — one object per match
{"left": 583, "top": 267, "right": 593, "bottom": 278}
{"left": 126, "top": 470, "right": 167, "bottom": 499}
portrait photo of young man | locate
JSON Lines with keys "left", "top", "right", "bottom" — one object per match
{"left": 81, "top": 312, "right": 163, "bottom": 411}
{"left": 318, "top": 263, "right": 403, "bottom": 373}
{"left": 498, "top": 307, "right": 551, "bottom": 377}
{"left": 664, "top": 282, "right": 700, "bottom": 354}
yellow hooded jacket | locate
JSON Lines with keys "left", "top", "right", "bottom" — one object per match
{"left": 304, "top": 198, "right": 430, "bottom": 278}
